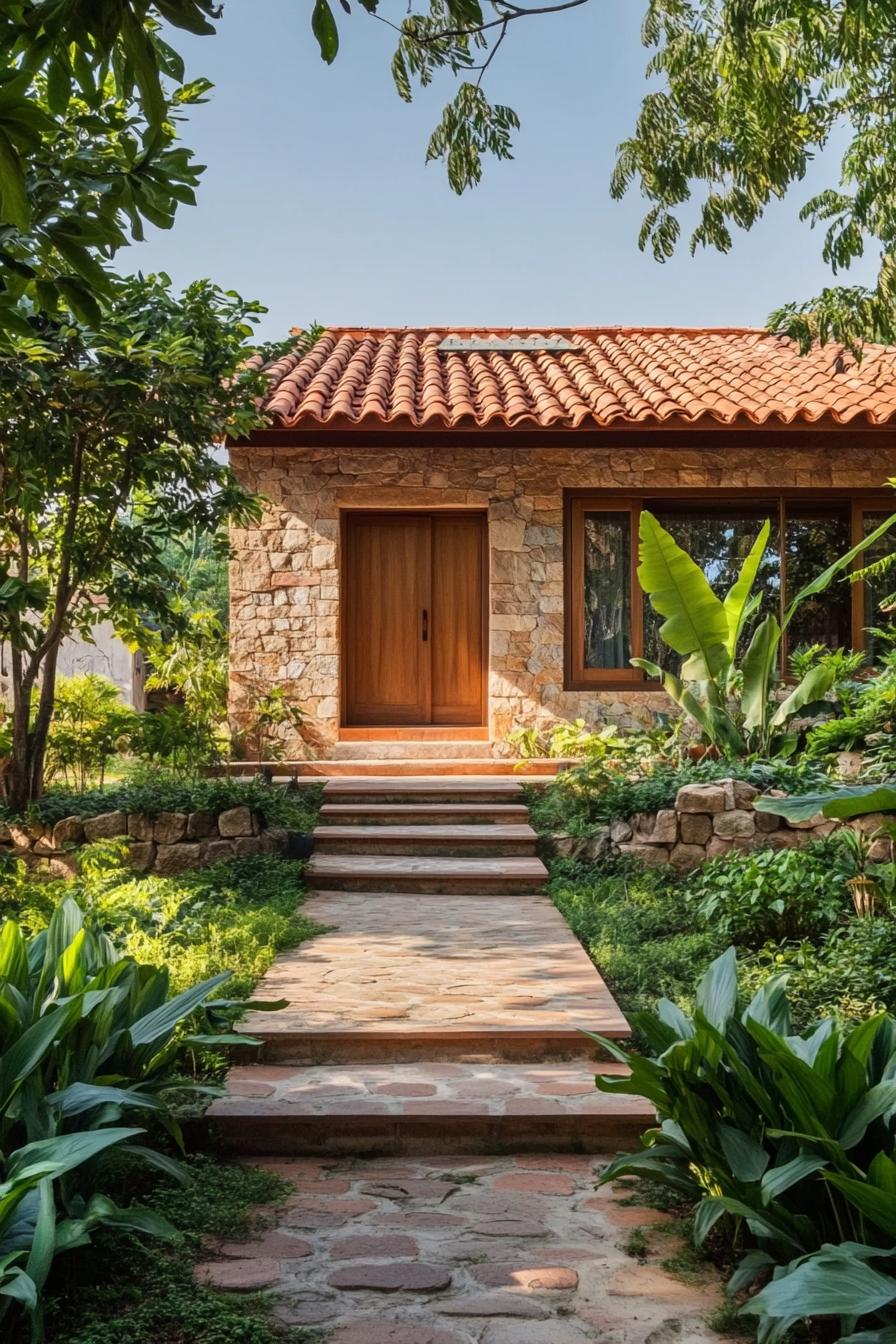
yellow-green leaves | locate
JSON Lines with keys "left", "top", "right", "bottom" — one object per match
{"left": 637, "top": 509, "right": 730, "bottom": 679}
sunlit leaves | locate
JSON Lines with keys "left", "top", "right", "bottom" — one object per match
{"left": 427, "top": 82, "right": 519, "bottom": 193}
{"left": 618, "top": 0, "right": 896, "bottom": 351}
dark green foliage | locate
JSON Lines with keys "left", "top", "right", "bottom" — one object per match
{"left": 594, "top": 952, "right": 896, "bottom": 1341}
{"left": 527, "top": 757, "right": 830, "bottom": 839}
{"left": 685, "top": 839, "right": 849, "bottom": 944}
{"left": 41, "top": 1157, "right": 315, "bottom": 1344}
{"left": 2, "top": 779, "right": 323, "bottom": 833}
{"left": 548, "top": 857, "right": 725, "bottom": 1021}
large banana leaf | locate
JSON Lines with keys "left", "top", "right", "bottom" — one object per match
{"left": 740, "top": 613, "right": 781, "bottom": 736}
{"left": 630, "top": 660, "right": 746, "bottom": 752}
{"left": 637, "top": 509, "right": 730, "bottom": 679}
{"left": 723, "top": 520, "right": 771, "bottom": 659}
{"left": 754, "top": 784, "right": 896, "bottom": 824}
{"left": 783, "top": 511, "right": 896, "bottom": 629}
{"left": 770, "top": 663, "right": 836, "bottom": 729}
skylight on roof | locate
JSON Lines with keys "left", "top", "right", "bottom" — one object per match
{"left": 437, "top": 335, "right": 579, "bottom": 354}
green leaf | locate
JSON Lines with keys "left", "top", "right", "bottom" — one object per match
{"left": 760, "top": 1154, "right": 826, "bottom": 1204}
{"left": 754, "top": 784, "right": 896, "bottom": 823}
{"left": 637, "top": 510, "right": 730, "bottom": 679}
{"left": 744, "top": 1250, "right": 896, "bottom": 1320}
{"left": 825, "top": 1173, "right": 896, "bottom": 1238}
{"left": 128, "top": 971, "right": 230, "bottom": 1049}
{"left": 838, "top": 1080, "right": 896, "bottom": 1149}
{"left": 770, "top": 663, "right": 836, "bottom": 729}
{"left": 718, "top": 1125, "right": 769, "bottom": 1183}
{"left": 740, "top": 613, "right": 781, "bottom": 734}
{"left": 723, "top": 520, "right": 771, "bottom": 658}
{"left": 695, "top": 947, "right": 738, "bottom": 1032}
{"left": 312, "top": 0, "right": 340, "bottom": 63}
{"left": 0, "top": 127, "right": 29, "bottom": 231}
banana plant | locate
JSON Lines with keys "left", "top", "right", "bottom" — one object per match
{"left": 632, "top": 509, "right": 896, "bottom": 756}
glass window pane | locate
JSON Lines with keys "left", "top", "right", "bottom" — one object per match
{"left": 785, "top": 510, "right": 851, "bottom": 652}
{"left": 862, "top": 511, "right": 896, "bottom": 663}
{"left": 583, "top": 512, "right": 631, "bottom": 669}
{"left": 642, "top": 510, "right": 780, "bottom": 669}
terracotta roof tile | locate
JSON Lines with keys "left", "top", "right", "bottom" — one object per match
{"left": 258, "top": 327, "right": 896, "bottom": 430}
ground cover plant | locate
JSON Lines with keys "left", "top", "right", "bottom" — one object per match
{"left": 0, "top": 779, "right": 323, "bottom": 834}
{"left": 39, "top": 1156, "right": 312, "bottom": 1344}
{"left": 592, "top": 950, "right": 896, "bottom": 1344}
{"left": 0, "top": 850, "right": 321, "bottom": 1001}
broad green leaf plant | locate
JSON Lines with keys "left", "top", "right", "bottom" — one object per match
{"left": 0, "top": 892, "right": 272, "bottom": 1337}
{"left": 589, "top": 949, "right": 896, "bottom": 1344}
{"left": 633, "top": 509, "right": 896, "bottom": 758}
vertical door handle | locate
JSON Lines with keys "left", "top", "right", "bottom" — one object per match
{"left": 422, "top": 609, "right": 429, "bottom": 642}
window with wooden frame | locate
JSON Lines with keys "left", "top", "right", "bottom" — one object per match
{"left": 564, "top": 491, "right": 896, "bottom": 691}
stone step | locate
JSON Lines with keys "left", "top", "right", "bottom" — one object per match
{"left": 332, "top": 741, "right": 495, "bottom": 760}
{"left": 322, "top": 777, "right": 528, "bottom": 805}
{"left": 234, "top": 893, "right": 630, "bottom": 1064}
{"left": 312, "top": 824, "right": 538, "bottom": 857}
{"left": 205, "top": 1061, "right": 654, "bottom": 1156}
{"left": 319, "top": 803, "right": 531, "bottom": 825}
{"left": 306, "top": 855, "right": 548, "bottom": 895}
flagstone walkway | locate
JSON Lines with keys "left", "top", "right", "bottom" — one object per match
{"left": 196, "top": 1153, "right": 730, "bottom": 1342}
{"left": 200, "top": 776, "right": 730, "bottom": 1339}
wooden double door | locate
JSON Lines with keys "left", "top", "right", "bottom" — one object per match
{"left": 342, "top": 512, "right": 487, "bottom": 727}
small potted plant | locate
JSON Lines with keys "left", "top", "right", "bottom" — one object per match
{"left": 836, "top": 827, "right": 882, "bottom": 918}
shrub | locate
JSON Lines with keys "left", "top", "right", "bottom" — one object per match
{"left": 0, "top": 894, "right": 266, "bottom": 1338}
{"left": 45, "top": 675, "right": 136, "bottom": 792}
{"left": 593, "top": 949, "right": 896, "bottom": 1343}
{"left": 1, "top": 776, "right": 323, "bottom": 833}
{"left": 685, "top": 838, "right": 849, "bottom": 943}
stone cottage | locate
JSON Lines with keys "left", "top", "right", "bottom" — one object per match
{"left": 226, "top": 327, "right": 896, "bottom": 758}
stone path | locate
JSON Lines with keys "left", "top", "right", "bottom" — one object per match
{"left": 201, "top": 775, "right": 729, "bottom": 1338}
{"left": 196, "top": 1153, "right": 730, "bottom": 1342}
{"left": 209, "top": 776, "right": 642, "bottom": 1153}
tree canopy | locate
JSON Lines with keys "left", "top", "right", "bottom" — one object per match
{"left": 0, "top": 274, "right": 267, "bottom": 807}
{"left": 311, "top": 1, "right": 896, "bottom": 352}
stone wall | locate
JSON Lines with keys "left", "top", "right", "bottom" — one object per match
{"left": 227, "top": 437, "right": 896, "bottom": 756}
{"left": 1, "top": 806, "right": 286, "bottom": 878}
{"left": 551, "top": 779, "right": 891, "bottom": 871}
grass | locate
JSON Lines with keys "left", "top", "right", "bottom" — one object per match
{"left": 547, "top": 856, "right": 726, "bottom": 1021}
{"left": 39, "top": 1157, "right": 321, "bottom": 1344}
{"left": 1, "top": 850, "right": 324, "bottom": 999}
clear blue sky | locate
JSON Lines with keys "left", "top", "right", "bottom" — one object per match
{"left": 132, "top": 1, "right": 874, "bottom": 342}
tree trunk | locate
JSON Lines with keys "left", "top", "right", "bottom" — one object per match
{"left": 5, "top": 647, "right": 59, "bottom": 812}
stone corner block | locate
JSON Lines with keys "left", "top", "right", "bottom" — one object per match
{"left": 218, "top": 805, "right": 253, "bottom": 838}
{"left": 675, "top": 783, "right": 727, "bottom": 814}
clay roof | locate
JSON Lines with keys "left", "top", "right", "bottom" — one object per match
{"left": 256, "top": 327, "right": 896, "bottom": 431}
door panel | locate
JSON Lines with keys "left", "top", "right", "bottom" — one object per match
{"left": 431, "top": 514, "right": 486, "bottom": 725}
{"left": 343, "top": 514, "right": 431, "bottom": 725}
{"left": 342, "top": 511, "right": 486, "bottom": 727}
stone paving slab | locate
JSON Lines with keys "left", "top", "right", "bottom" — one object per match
{"left": 195, "top": 1154, "right": 731, "bottom": 1343}
{"left": 238, "top": 894, "right": 629, "bottom": 1048}
{"left": 207, "top": 1063, "right": 655, "bottom": 1155}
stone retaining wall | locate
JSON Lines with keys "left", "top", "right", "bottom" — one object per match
{"left": 0, "top": 806, "right": 287, "bottom": 878}
{"left": 552, "top": 779, "right": 891, "bottom": 871}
